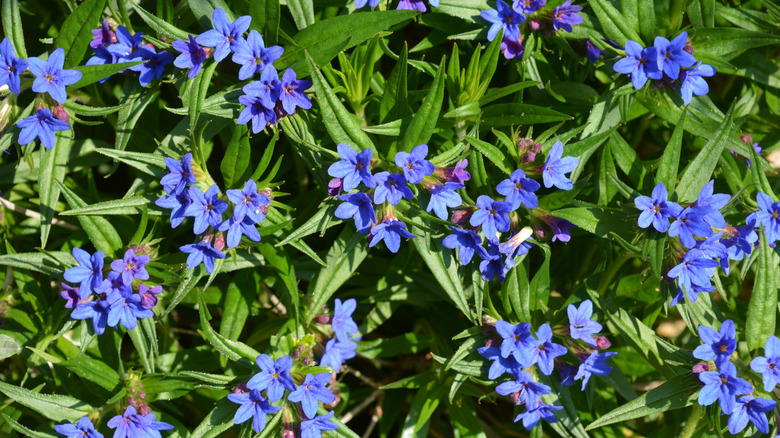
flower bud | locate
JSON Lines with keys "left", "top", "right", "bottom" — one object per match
{"left": 528, "top": 18, "right": 544, "bottom": 31}
{"left": 314, "top": 314, "right": 332, "bottom": 324}
{"left": 450, "top": 209, "right": 471, "bottom": 227}
{"left": 213, "top": 233, "right": 226, "bottom": 252}
{"left": 595, "top": 336, "right": 611, "bottom": 349}
{"left": 232, "top": 382, "right": 249, "bottom": 394}
{"left": 509, "top": 391, "right": 521, "bottom": 404}
{"left": 328, "top": 178, "right": 343, "bottom": 197}
{"left": 137, "top": 402, "right": 152, "bottom": 416}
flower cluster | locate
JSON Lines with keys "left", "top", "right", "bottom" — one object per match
{"left": 613, "top": 32, "right": 715, "bottom": 105}
{"left": 634, "top": 182, "right": 775, "bottom": 305}
{"left": 60, "top": 247, "right": 159, "bottom": 334}
{"left": 480, "top": 0, "right": 583, "bottom": 60}
{"left": 154, "top": 153, "right": 272, "bottom": 273}
{"left": 693, "top": 320, "right": 777, "bottom": 434}
{"left": 320, "top": 298, "right": 360, "bottom": 372}
{"left": 355, "top": 0, "right": 440, "bottom": 12}
{"left": 55, "top": 408, "right": 173, "bottom": 438}
{"left": 479, "top": 300, "right": 616, "bottom": 429}
{"left": 88, "top": 21, "right": 174, "bottom": 86}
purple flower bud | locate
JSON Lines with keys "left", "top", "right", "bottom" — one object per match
{"left": 328, "top": 178, "right": 344, "bottom": 197}
{"left": 595, "top": 336, "right": 611, "bottom": 349}
{"left": 232, "top": 382, "right": 249, "bottom": 394}
{"left": 528, "top": 18, "right": 544, "bottom": 31}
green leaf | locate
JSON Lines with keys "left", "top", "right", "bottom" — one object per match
{"left": 637, "top": 0, "right": 656, "bottom": 42}
{"left": 129, "top": 325, "right": 155, "bottom": 374}
{"left": 588, "top": 0, "right": 642, "bottom": 45}
{"left": 276, "top": 201, "right": 343, "bottom": 247}
{"left": 162, "top": 267, "right": 203, "bottom": 318}
{"left": 115, "top": 82, "right": 159, "bottom": 158}
{"left": 197, "top": 293, "right": 258, "bottom": 366}
{"left": 0, "top": 380, "right": 94, "bottom": 423}
{"left": 695, "top": 28, "right": 780, "bottom": 60}
{"left": 249, "top": 0, "right": 280, "bottom": 45}
{"left": 38, "top": 133, "right": 71, "bottom": 249}
{"left": 0, "top": 334, "right": 21, "bottom": 360}
{"left": 54, "top": 179, "right": 123, "bottom": 255}
{"left": 435, "top": 0, "right": 489, "bottom": 22}
{"left": 58, "top": 355, "right": 122, "bottom": 392}
{"left": 686, "top": 0, "right": 716, "bottom": 28}
{"left": 553, "top": 206, "right": 635, "bottom": 240}
{"left": 379, "top": 42, "right": 410, "bottom": 123}
{"left": 479, "top": 103, "right": 570, "bottom": 128}
{"left": 587, "top": 374, "right": 699, "bottom": 429}
{"left": 464, "top": 136, "right": 512, "bottom": 175}
{"left": 60, "top": 195, "right": 156, "bottom": 216}
{"left": 746, "top": 227, "right": 778, "bottom": 351}
{"left": 189, "top": 62, "right": 219, "bottom": 133}
{"left": 55, "top": 0, "right": 107, "bottom": 67}
{"left": 655, "top": 108, "right": 687, "bottom": 193}
{"left": 287, "top": 0, "right": 315, "bottom": 30}
{"left": 0, "top": 251, "right": 70, "bottom": 277}
{"left": 70, "top": 61, "right": 143, "bottom": 90}
{"left": 399, "top": 57, "right": 446, "bottom": 152}
{"left": 188, "top": 0, "right": 234, "bottom": 29}
{"left": 1, "top": 414, "right": 59, "bottom": 438}
{"left": 64, "top": 100, "right": 128, "bottom": 117}
{"left": 132, "top": 3, "right": 191, "bottom": 40}
{"left": 94, "top": 148, "right": 166, "bottom": 177}
{"left": 2, "top": 0, "right": 27, "bottom": 58}
{"left": 190, "top": 399, "right": 239, "bottom": 438}
{"left": 221, "top": 124, "right": 251, "bottom": 189}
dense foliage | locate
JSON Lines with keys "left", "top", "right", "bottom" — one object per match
{"left": 0, "top": 0, "right": 779, "bottom": 437}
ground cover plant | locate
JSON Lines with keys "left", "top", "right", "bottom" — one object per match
{"left": 0, "top": 0, "right": 779, "bottom": 436}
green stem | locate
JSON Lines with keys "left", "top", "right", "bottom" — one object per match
{"left": 597, "top": 252, "right": 638, "bottom": 297}
{"left": 680, "top": 404, "right": 700, "bottom": 438}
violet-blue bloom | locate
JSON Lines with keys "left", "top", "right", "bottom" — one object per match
{"left": 356, "top": 0, "right": 381, "bottom": 7}
{"left": 59, "top": 283, "right": 81, "bottom": 309}
{"left": 514, "top": 0, "right": 546, "bottom": 14}
{"left": 27, "top": 48, "right": 82, "bottom": 104}
{"left": 695, "top": 180, "right": 730, "bottom": 229}
{"left": 514, "top": 400, "right": 562, "bottom": 430}
{"left": 634, "top": 182, "right": 682, "bottom": 232}
{"left": 332, "top": 298, "right": 359, "bottom": 341}
{"left": 247, "top": 354, "right": 297, "bottom": 402}
{"left": 227, "top": 179, "right": 269, "bottom": 224}
{"left": 480, "top": 0, "right": 524, "bottom": 42}
{"left": 574, "top": 351, "right": 617, "bottom": 389}
{"left": 279, "top": 68, "right": 313, "bottom": 115}
{"left": 501, "top": 36, "right": 525, "bottom": 60}
{"left": 172, "top": 34, "right": 207, "bottom": 79}
{"left": 138, "top": 284, "right": 162, "bottom": 310}
{"left": 0, "top": 38, "right": 28, "bottom": 94}
{"left": 530, "top": 323, "right": 567, "bottom": 376}
{"left": 106, "top": 406, "right": 154, "bottom": 438}
{"left": 584, "top": 39, "right": 602, "bottom": 63}
{"left": 218, "top": 215, "right": 261, "bottom": 249}
{"left": 499, "top": 230, "right": 534, "bottom": 267}
{"left": 443, "top": 226, "right": 489, "bottom": 266}
{"left": 54, "top": 417, "right": 103, "bottom": 438}
{"left": 680, "top": 62, "right": 716, "bottom": 105}
{"left": 724, "top": 219, "right": 758, "bottom": 262}
{"left": 90, "top": 20, "right": 116, "bottom": 48}
{"left": 373, "top": 172, "right": 414, "bottom": 205}
{"left": 368, "top": 220, "right": 415, "bottom": 253}
{"left": 227, "top": 389, "right": 281, "bottom": 433}
{"left": 138, "top": 412, "right": 174, "bottom": 438}
{"left": 320, "top": 337, "right": 358, "bottom": 371}
{"left": 301, "top": 412, "right": 340, "bottom": 438}
{"left": 479, "top": 243, "right": 507, "bottom": 282}
{"left": 395, "top": 144, "right": 435, "bottom": 184}
{"left": 184, "top": 185, "right": 229, "bottom": 234}
{"left": 750, "top": 335, "right": 780, "bottom": 392}
{"left": 237, "top": 92, "right": 278, "bottom": 133}
{"left": 335, "top": 193, "right": 376, "bottom": 234}
{"left": 612, "top": 40, "right": 662, "bottom": 90}
{"left": 670, "top": 282, "right": 715, "bottom": 306}
{"left": 155, "top": 191, "right": 192, "bottom": 228}
{"left": 95, "top": 271, "right": 131, "bottom": 300}
{"left": 497, "top": 169, "right": 540, "bottom": 210}
{"left": 16, "top": 108, "right": 71, "bottom": 150}
{"left": 668, "top": 207, "right": 713, "bottom": 249}
{"left": 427, "top": 182, "right": 463, "bottom": 220}
{"left": 108, "top": 292, "right": 153, "bottom": 330}
{"left": 470, "top": 195, "right": 512, "bottom": 242}
{"left": 70, "top": 297, "right": 110, "bottom": 334}
{"left": 696, "top": 232, "right": 729, "bottom": 274}
{"left": 180, "top": 241, "right": 226, "bottom": 273}
{"left": 697, "top": 361, "right": 753, "bottom": 415}
{"left": 397, "top": 0, "right": 438, "bottom": 12}
{"left": 85, "top": 45, "right": 116, "bottom": 84}
{"left": 567, "top": 299, "right": 602, "bottom": 347}
{"left": 495, "top": 320, "right": 535, "bottom": 366}
{"left": 692, "top": 319, "right": 736, "bottom": 368}
{"left": 439, "top": 159, "right": 471, "bottom": 184}
{"left": 195, "top": 8, "right": 251, "bottom": 62}
{"left": 746, "top": 192, "right": 780, "bottom": 242}
{"left": 551, "top": 0, "right": 583, "bottom": 32}
{"left": 728, "top": 395, "right": 776, "bottom": 435}
{"left": 231, "top": 30, "right": 283, "bottom": 80}
{"left": 161, "top": 153, "right": 196, "bottom": 195}
{"left": 287, "top": 372, "right": 336, "bottom": 418}
{"left": 667, "top": 249, "right": 718, "bottom": 295}
{"left": 64, "top": 248, "right": 104, "bottom": 298}
{"left": 243, "top": 65, "right": 282, "bottom": 108}
{"left": 110, "top": 248, "right": 150, "bottom": 285}
{"left": 478, "top": 346, "right": 522, "bottom": 380}
{"left": 496, "top": 369, "right": 551, "bottom": 406}
{"left": 328, "top": 144, "right": 375, "bottom": 191}
{"left": 653, "top": 32, "right": 697, "bottom": 80}
{"left": 107, "top": 26, "right": 144, "bottom": 62}
{"left": 131, "top": 47, "right": 174, "bottom": 87}
{"left": 542, "top": 141, "right": 578, "bottom": 190}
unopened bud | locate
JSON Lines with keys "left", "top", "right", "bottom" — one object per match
{"left": 232, "top": 382, "right": 249, "bottom": 394}
{"left": 328, "top": 178, "right": 343, "bottom": 197}
{"left": 137, "top": 402, "right": 152, "bottom": 416}
{"left": 528, "top": 18, "right": 543, "bottom": 31}
{"left": 595, "top": 336, "right": 611, "bottom": 349}
{"left": 509, "top": 392, "right": 521, "bottom": 404}
{"left": 314, "top": 314, "right": 331, "bottom": 324}
{"left": 213, "top": 233, "right": 226, "bottom": 251}
{"left": 521, "top": 151, "right": 536, "bottom": 163}
{"left": 451, "top": 209, "right": 471, "bottom": 227}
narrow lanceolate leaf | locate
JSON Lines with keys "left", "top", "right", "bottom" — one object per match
{"left": 399, "top": 57, "right": 446, "bottom": 153}
{"left": 0, "top": 251, "right": 71, "bottom": 277}
{"left": 675, "top": 101, "right": 735, "bottom": 203}
{"left": 54, "top": 179, "right": 123, "bottom": 255}
{"left": 276, "top": 201, "right": 343, "bottom": 247}
{"left": 655, "top": 108, "right": 686, "bottom": 193}
{"left": 286, "top": 0, "right": 315, "bottom": 30}
{"left": 115, "top": 81, "right": 159, "bottom": 155}
{"left": 249, "top": 0, "right": 280, "bottom": 45}
{"left": 60, "top": 195, "right": 157, "bottom": 216}
{"left": 190, "top": 399, "right": 237, "bottom": 438}
{"left": 58, "top": 355, "right": 122, "bottom": 392}
{"left": 189, "top": 62, "right": 219, "bottom": 133}
{"left": 305, "top": 52, "right": 377, "bottom": 154}
{"left": 197, "top": 294, "right": 258, "bottom": 366}
{"left": 465, "top": 136, "right": 512, "bottom": 175}
{"left": 70, "top": 61, "right": 143, "bottom": 90}
{"left": 2, "top": 0, "right": 28, "bottom": 58}
{"left": 0, "top": 380, "right": 94, "bottom": 423}
{"left": 95, "top": 148, "right": 166, "bottom": 177}
{"left": 2, "top": 413, "right": 59, "bottom": 438}
{"left": 379, "top": 42, "right": 410, "bottom": 123}
{"left": 129, "top": 325, "right": 155, "bottom": 374}
{"left": 479, "top": 103, "right": 570, "bottom": 128}
{"left": 55, "top": 0, "right": 107, "bottom": 67}
{"left": 746, "top": 228, "right": 778, "bottom": 351}
{"left": 220, "top": 124, "right": 251, "bottom": 189}
{"left": 588, "top": 0, "right": 642, "bottom": 45}
{"left": 39, "top": 132, "right": 71, "bottom": 249}
{"left": 587, "top": 374, "right": 699, "bottom": 429}
{"left": 132, "top": 3, "right": 191, "bottom": 40}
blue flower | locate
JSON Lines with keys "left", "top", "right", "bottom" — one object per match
{"left": 551, "top": 0, "right": 583, "bottom": 32}
{"left": 567, "top": 300, "right": 602, "bottom": 347}
{"left": 110, "top": 249, "right": 150, "bottom": 285}
{"left": 107, "top": 26, "right": 145, "bottom": 62}
{"left": 746, "top": 192, "right": 780, "bottom": 242}
{"left": 334, "top": 193, "right": 376, "bottom": 234}
{"left": 54, "top": 417, "right": 103, "bottom": 438}
{"left": 184, "top": 185, "right": 229, "bottom": 234}
{"left": 653, "top": 32, "right": 697, "bottom": 80}
{"left": 680, "top": 62, "right": 716, "bottom": 105}
{"left": 750, "top": 335, "right": 780, "bottom": 392}
{"left": 692, "top": 320, "right": 736, "bottom": 368}
{"left": 499, "top": 229, "right": 534, "bottom": 268}
{"left": 574, "top": 351, "right": 617, "bottom": 389}
{"left": 231, "top": 30, "right": 283, "bottom": 80}
{"left": 695, "top": 232, "right": 729, "bottom": 274}
{"left": 479, "top": 242, "right": 507, "bottom": 282}
{"left": 155, "top": 191, "right": 192, "bottom": 228}
{"left": 497, "top": 169, "right": 540, "bottom": 210}
{"left": 470, "top": 195, "right": 512, "bottom": 243}
{"left": 668, "top": 207, "right": 713, "bottom": 249}
{"left": 279, "top": 68, "right": 313, "bottom": 115}
{"left": 180, "top": 241, "right": 226, "bottom": 273}
{"left": 247, "top": 354, "right": 297, "bottom": 402}
{"left": 368, "top": 220, "right": 415, "bottom": 253}
{"left": 196, "top": 8, "right": 252, "bottom": 62}
{"left": 439, "top": 159, "right": 471, "bottom": 184}
{"left": 442, "top": 226, "right": 489, "bottom": 266}
{"left": 59, "top": 283, "right": 81, "bottom": 309}
{"left": 634, "top": 182, "right": 682, "bottom": 233}
{"left": 480, "top": 0, "right": 524, "bottom": 42}
{"left": 131, "top": 47, "right": 174, "bottom": 87}
{"left": 584, "top": 38, "right": 602, "bottom": 63}
{"left": 670, "top": 282, "right": 714, "bottom": 306}
{"left": 728, "top": 395, "right": 777, "bottom": 435}
{"left": 395, "top": 144, "right": 435, "bottom": 184}
{"left": 227, "top": 389, "right": 282, "bottom": 433}
{"left": 355, "top": 0, "right": 381, "bottom": 7}
{"left": 242, "top": 65, "right": 282, "bottom": 109}
{"left": 161, "top": 153, "right": 196, "bottom": 195}
{"left": 16, "top": 108, "right": 71, "bottom": 150}
{"left": 327, "top": 144, "right": 375, "bottom": 191}
{"left": 542, "top": 141, "right": 578, "bottom": 190}
{"left": 27, "top": 48, "right": 82, "bottom": 104}
{"left": 301, "top": 411, "right": 340, "bottom": 438}
{"left": 494, "top": 320, "right": 535, "bottom": 366}
{"left": 478, "top": 346, "right": 522, "bottom": 380}
{"left": 238, "top": 92, "right": 277, "bottom": 133}
{"left": 496, "top": 369, "right": 551, "bottom": 406}
{"left": 64, "top": 248, "right": 104, "bottom": 298}
{"left": 108, "top": 291, "right": 154, "bottom": 330}
{"left": 320, "top": 338, "right": 358, "bottom": 371}
{"left": 71, "top": 297, "right": 110, "bottom": 334}
{"left": 226, "top": 179, "right": 269, "bottom": 224}
{"left": 697, "top": 361, "right": 753, "bottom": 415}
{"left": 86, "top": 45, "right": 117, "bottom": 83}
{"left": 514, "top": 400, "right": 562, "bottom": 430}
{"left": 514, "top": 0, "right": 546, "bottom": 14}
{"left": 218, "top": 215, "right": 261, "bottom": 248}
{"left": 95, "top": 271, "right": 131, "bottom": 300}
{"left": 695, "top": 180, "right": 730, "bottom": 229}
{"left": 106, "top": 406, "right": 151, "bottom": 438}
{"left": 501, "top": 36, "right": 525, "bottom": 60}
{"left": 373, "top": 172, "right": 414, "bottom": 205}
{"left": 724, "top": 219, "right": 758, "bottom": 262}
{"left": 288, "top": 372, "right": 336, "bottom": 418}
{"left": 172, "top": 35, "right": 207, "bottom": 79}
{"left": 138, "top": 284, "right": 162, "bottom": 310}
{"left": 0, "top": 38, "right": 28, "bottom": 95}
{"left": 613, "top": 40, "right": 662, "bottom": 90}
{"left": 530, "top": 323, "right": 567, "bottom": 376}
{"left": 90, "top": 20, "right": 116, "bottom": 49}
{"left": 137, "top": 412, "right": 174, "bottom": 438}
{"left": 667, "top": 249, "right": 719, "bottom": 295}
{"left": 397, "top": 0, "right": 439, "bottom": 12}
{"left": 427, "top": 182, "right": 463, "bottom": 220}
{"left": 332, "top": 298, "right": 359, "bottom": 341}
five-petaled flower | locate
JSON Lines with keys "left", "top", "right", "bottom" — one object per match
{"left": 195, "top": 8, "right": 251, "bottom": 62}
{"left": 27, "top": 48, "right": 83, "bottom": 104}
{"left": 227, "top": 389, "right": 282, "bottom": 433}
{"left": 287, "top": 372, "right": 336, "bottom": 418}
{"left": 16, "top": 108, "right": 71, "bottom": 150}
{"left": 634, "top": 182, "right": 682, "bottom": 233}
